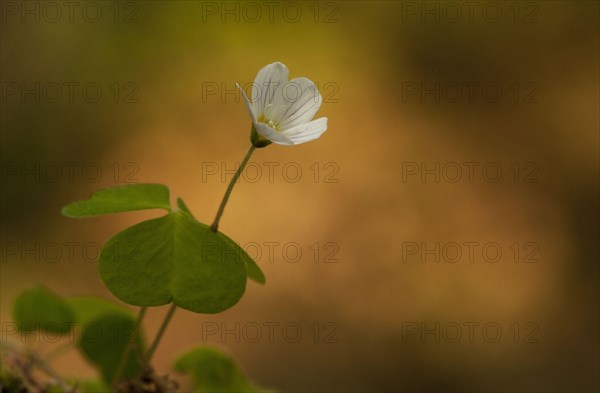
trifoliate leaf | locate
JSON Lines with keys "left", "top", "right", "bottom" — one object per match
{"left": 219, "top": 233, "right": 266, "bottom": 285}
{"left": 176, "top": 197, "right": 194, "bottom": 216}
{"left": 176, "top": 197, "right": 266, "bottom": 285}
{"left": 99, "top": 210, "right": 247, "bottom": 314}
{"left": 62, "top": 184, "right": 170, "bottom": 218}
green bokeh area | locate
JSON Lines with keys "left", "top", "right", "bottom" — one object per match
{"left": 13, "top": 285, "right": 75, "bottom": 333}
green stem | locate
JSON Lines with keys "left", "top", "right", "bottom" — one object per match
{"left": 113, "top": 306, "right": 147, "bottom": 384}
{"left": 210, "top": 144, "right": 256, "bottom": 232}
{"left": 144, "top": 303, "right": 177, "bottom": 363}
{"left": 134, "top": 145, "right": 256, "bottom": 370}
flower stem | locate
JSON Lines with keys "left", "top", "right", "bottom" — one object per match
{"left": 144, "top": 303, "right": 177, "bottom": 363}
{"left": 134, "top": 145, "right": 257, "bottom": 369}
{"left": 113, "top": 306, "right": 147, "bottom": 384}
{"left": 210, "top": 144, "right": 257, "bottom": 232}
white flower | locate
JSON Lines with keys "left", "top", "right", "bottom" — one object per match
{"left": 238, "top": 62, "right": 328, "bottom": 146}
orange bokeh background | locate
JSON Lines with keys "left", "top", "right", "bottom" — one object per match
{"left": 1, "top": 1, "right": 598, "bottom": 391}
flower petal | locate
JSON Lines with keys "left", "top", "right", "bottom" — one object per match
{"left": 252, "top": 62, "right": 289, "bottom": 119}
{"left": 267, "top": 77, "right": 323, "bottom": 130}
{"left": 237, "top": 82, "right": 256, "bottom": 122}
{"left": 280, "top": 117, "right": 328, "bottom": 145}
{"left": 253, "top": 122, "right": 294, "bottom": 146}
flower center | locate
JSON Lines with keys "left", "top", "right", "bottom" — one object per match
{"left": 257, "top": 115, "right": 280, "bottom": 132}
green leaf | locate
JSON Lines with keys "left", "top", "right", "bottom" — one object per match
{"left": 66, "top": 297, "right": 142, "bottom": 385}
{"left": 173, "top": 347, "right": 268, "bottom": 393}
{"left": 62, "top": 183, "right": 171, "bottom": 218}
{"left": 176, "top": 197, "right": 194, "bottom": 216}
{"left": 13, "top": 286, "right": 75, "bottom": 333}
{"left": 78, "top": 312, "right": 143, "bottom": 384}
{"left": 177, "top": 197, "right": 266, "bottom": 285}
{"left": 219, "top": 233, "right": 266, "bottom": 285}
{"left": 66, "top": 296, "right": 133, "bottom": 325}
{"left": 245, "top": 260, "right": 266, "bottom": 285}
{"left": 99, "top": 210, "right": 247, "bottom": 314}
{"left": 46, "top": 385, "right": 67, "bottom": 393}
{"left": 78, "top": 380, "right": 111, "bottom": 393}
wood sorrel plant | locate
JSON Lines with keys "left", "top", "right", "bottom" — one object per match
{"left": 2, "top": 62, "right": 328, "bottom": 393}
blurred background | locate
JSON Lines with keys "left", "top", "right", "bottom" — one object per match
{"left": 1, "top": 1, "right": 598, "bottom": 391}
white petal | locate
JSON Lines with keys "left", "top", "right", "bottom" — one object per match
{"left": 237, "top": 82, "right": 256, "bottom": 122}
{"left": 268, "top": 77, "right": 323, "bottom": 130}
{"left": 252, "top": 62, "right": 289, "bottom": 119}
{"left": 280, "top": 117, "right": 328, "bottom": 145}
{"left": 253, "top": 122, "right": 294, "bottom": 146}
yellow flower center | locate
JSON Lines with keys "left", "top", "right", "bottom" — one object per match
{"left": 257, "top": 115, "right": 279, "bottom": 131}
